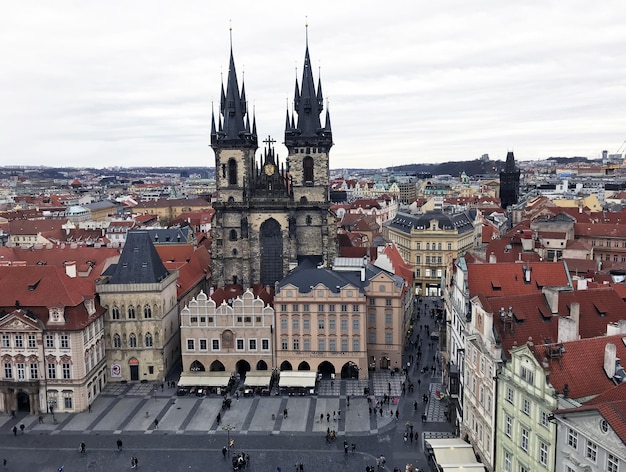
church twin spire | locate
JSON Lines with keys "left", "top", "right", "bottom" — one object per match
{"left": 210, "top": 33, "right": 257, "bottom": 148}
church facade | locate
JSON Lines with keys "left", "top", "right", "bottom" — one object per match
{"left": 210, "top": 37, "right": 337, "bottom": 288}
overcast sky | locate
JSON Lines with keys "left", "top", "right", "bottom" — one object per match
{"left": 1, "top": 1, "right": 626, "bottom": 170}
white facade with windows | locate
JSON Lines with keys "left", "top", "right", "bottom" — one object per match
{"left": 180, "top": 290, "right": 274, "bottom": 377}
{"left": 554, "top": 407, "right": 625, "bottom": 472}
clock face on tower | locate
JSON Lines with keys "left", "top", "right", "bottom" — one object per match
{"left": 264, "top": 163, "right": 275, "bottom": 176}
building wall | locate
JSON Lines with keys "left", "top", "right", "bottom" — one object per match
{"left": 384, "top": 217, "right": 478, "bottom": 296}
{"left": 0, "top": 310, "right": 107, "bottom": 414}
{"left": 496, "top": 345, "right": 557, "bottom": 472}
{"left": 98, "top": 272, "right": 180, "bottom": 383}
{"left": 274, "top": 282, "right": 368, "bottom": 378}
{"left": 555, "top": 411, "right": 626, "bottom": 472}
{"left": 180, "top": 290, "right": 274, "bottom": 375}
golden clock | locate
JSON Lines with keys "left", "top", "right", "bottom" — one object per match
{"left": 264, "top": 163, "right": 275, "bottom": 176}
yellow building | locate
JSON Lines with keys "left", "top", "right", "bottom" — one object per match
{"left": 383, "top": 211, "right": 480, "bottom": 296}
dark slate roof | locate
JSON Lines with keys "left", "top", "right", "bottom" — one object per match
{"left": 85, "top": 200, "right": 118, "bottom": 211}
{"left": 106, "top": 231, "right": 170, "bottom": 284}
{"left": 384, "top": 210, "right": 476, "bottom": 235}
{"left": 145, "top": 227, "right": 195, "bottom": 245}
{"left": 277, "top": 261, "right": 402, "bottom": 294}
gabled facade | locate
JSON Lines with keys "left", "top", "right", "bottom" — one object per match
{"left": 496, "top": 343, "right": 558, "bottom": 472}
{"left": 180, "top": 289, "right": 274, "bottom": 379}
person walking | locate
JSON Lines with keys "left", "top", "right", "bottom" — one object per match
{"left": 12, "top": 426, "right": 17, "bottom": 436}
{"left": 117, "top": 439, "right": 123, "bottom": 451}
{"left": 153, "top": 418, "right": 159, "bottom": 429}
{"left": 79, "top": 442, "right": 86, "bottom": 453}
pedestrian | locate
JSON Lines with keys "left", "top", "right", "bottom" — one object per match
{"left": 395, "top": 410, "right": 399, "bottom": 420}
{"left": 58, "top": 466, "right": 64, "bottom": 472}
{"left": 344, "top": 443, "right": 348, "bottom": 454}
{"left": 3, "top": 459, "right": 6, "bottom": 467}
{"left": 154, "top": 418, "right": 159, "bottom": 429}
{"left": 379, "top": 408, "right": 383, "bottom": 417}
{"left": 12, "top": 426, "right": 16, "bottom": 436}
{"left": 413, "top": 401, "right": 417, "bottom": 412}
{"left": 88, "top": 404, "right": 92, "bottom": 413}
{"left": 369, "top": 407, "right": 372, "bottom": 415}
{"left": 19, "top": 424, "right": 24, "bottom": 434}
{"left": 326, "top": 413, "right": 330, "bottom": 423}
{"left": 38, "top": 414, "right": 43, "bottom": 424}
{"left": 299, "top": 462, "right": 304, "bottom": 471}
{"left": 79, "top": 442, "right": 86, "bottom": 453}
{"left": 117, "top": 439, "right": 123, "bottom": 451}
{"left": 216, "top": 412, "right": 221, "bottom": 425}
{"left": 351, "top": 443, "right": 356, "bottom": 453}
{"left": 320, "top": 413, "right": 323, "bottom": 422}
{"left": 333, "top": 413, "right": 336, "bottom": 422}
{"left": 410, "top": 431, "right": 413, "bottom": 442}
{"left": 222, "top": 446, "right": 227, "bottom": 458}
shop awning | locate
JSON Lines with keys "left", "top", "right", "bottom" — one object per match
{"left": 426, "top": 438, "right": 485, "bottom": 471}
{"left": 177, "top": 372, "right": 232, "bottom": 387}
{"left": 278, "top": 371, "right": 317, "bottom": 388}
{"left": 243, "top": 372, "right": 272, "bottom": 387}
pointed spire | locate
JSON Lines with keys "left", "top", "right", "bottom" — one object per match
{"left": 210, "top": 102, "right": 217, "bottom": 143}
{"left": 285, "top": 23, "right": 332, "bottom": 149}
{"left": 252, "top": 105, "right": 257, "bottom": 137}
{"left": 213, "top": 25, "right": 257, "bottom": 148}
{"left": 505, "top": 151, "right": 516, "bottom": 173}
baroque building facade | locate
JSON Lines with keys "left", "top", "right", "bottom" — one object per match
{"left": 210, "top": 35, "right": 337, "bottom": 288}
{"left": 0, "top": 265, "right": 107, "bottom": 414}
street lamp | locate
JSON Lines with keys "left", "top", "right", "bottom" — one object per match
{"left": 222, "top": 424, "right": 235, "bottom": 456}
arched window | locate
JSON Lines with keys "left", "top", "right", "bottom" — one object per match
{"left": 228, "top": 159, "right": 237, "bottom": 185}
{"left": 229, "top": 229, "right": 238, "bottom": 241}
{"left": 438, "top": 243, "right": 442, "bottom": 251}
{"left": 143, "top": 305, "right": 152, "bottom": 319}
{"left": 111, "top": 305, "right": 120, "bottom": 320}
{"left": 128, "top": 305, "right": 136, "bottom": 319}
{"left": 145, "top": 333, "right": 153, "bottom": 347}
{"left": 129, "top": 333, "right": 137, "bottom": 348}
{"left": 232, "top": 248, "right": 238, "bottom": 256}
{"left": 113, "top": 334, "right": 121, "bottom": 348}
{"left": 303, "top": 156, "right": 314, "bottom": 184}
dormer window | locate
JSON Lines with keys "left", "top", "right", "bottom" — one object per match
{"left": 49, "top": 307, "right": 65, "bottom": 324}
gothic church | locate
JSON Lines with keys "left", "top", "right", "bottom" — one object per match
{"left": 210, "top": 34, "right": 337, "bottom": 288}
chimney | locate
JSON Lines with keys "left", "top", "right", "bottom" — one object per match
{"left": 604, "top": 343, "right": 617, "bottom": 379}
{"left": 489, "top": 252, "right": 497, "bottom": 264}
{"left": 570, "top": 302, "right": 580, "bottom": 333}
{"left": 65, "top": 261, "right": 77, "bottom": 278}
{"left": 543, "top": 287, "right": 559, "bottom": 314}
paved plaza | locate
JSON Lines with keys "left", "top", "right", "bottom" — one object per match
{"left": 0, "top": 297, "right": 455, "bottom": 472}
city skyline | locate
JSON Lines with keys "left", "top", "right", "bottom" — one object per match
{"left": 1, "top": 1, "right": 626, "bottom": 169}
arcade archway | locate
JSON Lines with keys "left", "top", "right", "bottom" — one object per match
{"left": 317, "top": 361, "right": 336, "bottom": 378}
{"left": 298, "top": 361, "right": 310, "bottom": 371}
{"left": 210, "top": 360, "right": 226, "bottom": 371}
{"left": 341, "top": 362, "right": 360, "bottom": 379}
{"left": 236, "top": 359, "right": 251, "bottom": 379}
{"left": 16, "top": 392, "right": 30, "bottom": 412}
{"left": 280, "top": 361, "right": 293, "bottom": 371}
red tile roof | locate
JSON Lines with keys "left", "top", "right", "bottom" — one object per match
{"left": 468, "top": 261, "right": 569, "bottom": 298}
{"left": 484, "top": 287, "right": 626, "bottom": 355}
{"left": 534, "top": 334, "right": 626, "bottom": 401}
